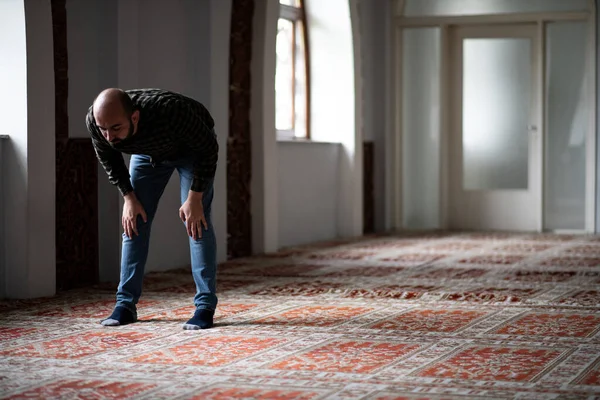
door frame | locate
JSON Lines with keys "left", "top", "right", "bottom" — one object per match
{"left": 448, "top": 23, "right": 542, "bottom": 232}
{"left": 388, "top": 1, "right": 597, "bottom": 233}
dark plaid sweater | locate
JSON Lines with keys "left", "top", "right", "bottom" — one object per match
{"left": 86, "top": 88, "right": 218, "bottom": 196}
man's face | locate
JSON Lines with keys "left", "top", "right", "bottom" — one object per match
{"left": 94, "top": 109, "right": 138, "bottom": 145}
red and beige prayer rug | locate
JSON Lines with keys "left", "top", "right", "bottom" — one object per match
{"left": 1, "top": 231, "right": 600, "bottom": 399}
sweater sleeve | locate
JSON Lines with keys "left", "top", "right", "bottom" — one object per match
{"left": 175, "top": 100, "right": 219, "bottom": 193}
{"left": 86, "top": 112, "right": 133, "bottom": 196}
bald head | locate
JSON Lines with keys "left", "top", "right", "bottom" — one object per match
{"left": 93, "top": 88, "right": 134, "bottom": 118}
{"left": 92, "top": 88, "right": 139, "bottom": 144}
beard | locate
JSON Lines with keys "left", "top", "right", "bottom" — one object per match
{"left": 108, "top": 119, "right": 135, "bottom": 147}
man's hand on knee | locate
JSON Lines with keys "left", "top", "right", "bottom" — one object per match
{"left": 122, "top": 192, "right": 147, "bottom": 239}
{"left": 179, "top": 191, "right": 207, "bottom": 240}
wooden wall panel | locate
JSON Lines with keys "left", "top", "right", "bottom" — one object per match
{"left": 363, "top": 141, "right": 375, "bottom": 234}
{"left": 227, "top": 0, "right": 255, "bottom": 259}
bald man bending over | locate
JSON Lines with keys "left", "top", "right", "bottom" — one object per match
{"left": 86, "top": 88, "right": 219, "bottom": 330}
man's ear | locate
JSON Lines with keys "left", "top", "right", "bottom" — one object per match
{"left": 132, "top": 110, "right": 140, "bottom": 124}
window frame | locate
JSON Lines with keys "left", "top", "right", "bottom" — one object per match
{"left": 276, "top": 0, "right": 311, "bottom": 140}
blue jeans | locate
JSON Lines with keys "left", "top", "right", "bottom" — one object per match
{"left": 116, "top": 154, "right": 217, "bottom": 314}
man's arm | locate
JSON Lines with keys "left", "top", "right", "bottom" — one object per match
{"left": 86, "top": 113, "right": 134, "bottom": 196}
{"left": 176, "top": 100, "right": 219, "bottom": 194}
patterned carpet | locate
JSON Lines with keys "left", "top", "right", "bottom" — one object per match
{"left": 1, "top": 231, "right": 600, "bottom": 399}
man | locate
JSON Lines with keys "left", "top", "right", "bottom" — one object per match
{"left": 86, "top": 88, "right": 218, "bottom": 330}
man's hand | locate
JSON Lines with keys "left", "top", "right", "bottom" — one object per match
{"left": 122, "top": 192, "right": 147, "bottom": 239}
{"left": 179, "top": 191, "right": 207, "bottom": 240}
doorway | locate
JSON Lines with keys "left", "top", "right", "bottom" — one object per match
{"left": 448, "top": 24, "right": 541, "bottom": 231}
{"left": 393, "top": 0, "right": 596, "bottom": 233}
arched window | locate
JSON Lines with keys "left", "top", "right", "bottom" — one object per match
{"left": 276, "top": 0, "right": 309, "bottom": 139}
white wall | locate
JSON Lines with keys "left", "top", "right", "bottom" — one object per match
{"left": 544, "top": 21, "right": 589, "bottom": 230}
{"left": 67, "top": 0, "right": 120, "bottom": 282}
{"left": 597, "top": 0, "right": 600, "bottom": 234}
{"left": 1, "top": 0, "right": 56, "bottom": 298}
{"left": 278, "top": 143, "right": 340, "bottom": 247}
{"left": 251, "top": 0, "right": 280, "bottom": 254}
{"left": 67, "top": 0, "right": 229, "bottom": 280}
{"left": 359, "top": 0, "right": 390, "bottom": 232}
{"left": 0, "top": 0, "right": 26, "bottom": 299}
{"left": 305, "top": 0, "right": 363, "bottom": 238}
{"left": 0, "top": 137, "right": 7, "bottom": 298}
{"left": 67, "top": 0, "right": 118, "bottom": 139}
{"left": 209, "top": 0, "right": 231, "bottom": 264}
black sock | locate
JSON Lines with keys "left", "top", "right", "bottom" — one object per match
{"left": 100, "top": 306, "right": 137, "bottom": 326}
{"left": 183, "top": 309, "right": 214, "bottom": 330}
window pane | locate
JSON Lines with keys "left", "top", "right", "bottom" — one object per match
{"left": 294, "top": 22, "right": 307, "bottom": 138}
{"left": 276, "top": 18, "right": 294, "bottom": 131}
{"left": 404, "top": 0, "right": 589, "bottom": 16}
{"left": 544, "top": 21, "right": 589, "bottom": 230}
{"left": 402, "top": 28, "right": 441, "bottom": 229}
{"left": 462, "top": 38, "right": 531, "bottom": 190}
{"left": 280, "top": 0, "right": 300, "bottom": 7}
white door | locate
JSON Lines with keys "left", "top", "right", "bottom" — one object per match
{"left": 448, "top": 25, "right": 542, "bottom": 232}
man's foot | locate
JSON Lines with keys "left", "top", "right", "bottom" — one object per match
{"left": 183, "top": 309, "right": 214, "bottom": 330}
{"left": 100, "top": 306, "right": 137, "bottom": 326}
